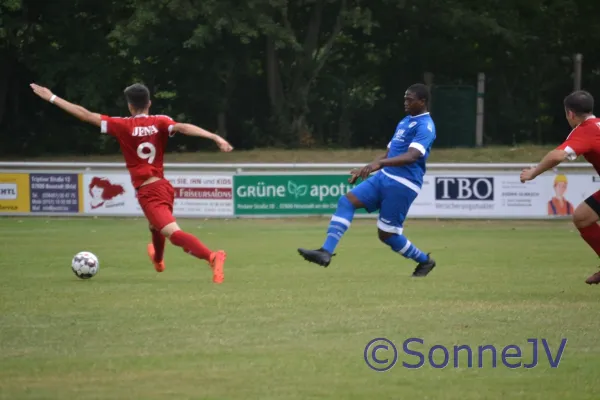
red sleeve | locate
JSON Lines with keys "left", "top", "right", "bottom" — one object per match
{"left": 556, "top": 126, "right": 592, "bottom": 160}
{"left": 156, "top": 115, "right": 177, "bottom": 137}
{"left": 100, "top": 115, "right": 129, "bottom": 137}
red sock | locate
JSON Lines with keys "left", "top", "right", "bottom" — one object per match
{"left": 169, "top": 230, "right": 212, "bottom": 261}
{"left": 579, "top": 224, "right": 600, "bottom": 257}
{"left": 150, "top": 228, "right": 166, "bottom": 262}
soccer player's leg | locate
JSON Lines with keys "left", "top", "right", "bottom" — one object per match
{"left": 573, "top": 190, "right": 600, "bottom": 284}
{"left": 160, "top": 221, "right": 225, "bottom": 284}
{"left": 377, "top": 179, "right": 435, "bottom": 277}
{"left": 138, "top": 187, "right": 173, "bottom": 273}
{"left": 140, "top": 181, "right": 225, "bottom": 283}
{"left": 298, "top": 173, "right": 382, "bottom": 267}
{"left": 148, "top": 223, "right": 166, "bottom": 272}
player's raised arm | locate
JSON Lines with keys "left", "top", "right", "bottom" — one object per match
{"left": 171, "top": 123, "right": 233, "bottom": 152}
{"left": 520, "top": 128, "right": 592, "bottom": 183}
{"left": 519, "top": 149, "right": 571, "bottom": 183}
{"left": 30, "top": 84, "right": 101, "bottom": 127}
{"left": 522, "top": 91, "right": 597, "bottom": 183}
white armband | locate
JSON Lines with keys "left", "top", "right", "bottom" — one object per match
{"left": 409, "top": 142, "right": 426, "bottom": 155}
{"left": 564, "top": 146, "right": 577, "bottom": 161}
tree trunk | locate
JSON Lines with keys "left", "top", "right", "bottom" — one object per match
{"left": 0, "top": 52, "right": 13, "bottom": 127}
{"left": 338, "top": 95, "right": 352, "bottom": 147}
{"left": 292, "top": 113, "right": 314, "bottom": 147}
{"left": 267, "top": 0, "right": 347, "bottom": 147}
{"left": 266, "top": 36, "right": 284, "bottom": 112}
{"left": 215, "top": 57, "right": 237, "bottom": 139}
{"left": 289, "top": 85, "right": 312, "bottom": 146}
{"left": 217, "top": 111, "right": 227, "bottom": 138}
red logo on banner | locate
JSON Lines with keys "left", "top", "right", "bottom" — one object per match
{"left": 89, "top": 177, "right": 126, "bottom": 209}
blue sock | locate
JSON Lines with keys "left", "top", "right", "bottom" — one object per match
{"left": 383, "top": 234, "right": 429, "bottom": 263}
{"left": 322, "top": 196, "right": 355, "bottom": 253}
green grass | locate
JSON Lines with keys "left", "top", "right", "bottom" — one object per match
{"left": 0, "top": 145, "right": 556, "bottom": 163}
{"left": 1, "top": 217, "right": 598, "bottom": 399}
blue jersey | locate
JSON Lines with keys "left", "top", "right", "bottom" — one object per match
{"left": 382, "top": 112, "right": 436, "bottom": 191}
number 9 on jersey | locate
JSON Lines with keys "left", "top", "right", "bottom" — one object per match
{"left": 137, "top": 142, "right": 156, "bottom": 164}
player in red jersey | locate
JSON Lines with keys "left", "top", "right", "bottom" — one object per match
{"left": 30, "top": 82, "right": 233, "bottom": 283}
{"left": 520, "top": 90, "right": 600, "bottom": 284}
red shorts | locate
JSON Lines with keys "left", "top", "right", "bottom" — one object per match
{"left": 137, "top": 179, "right": 176, "bottom": 230}
{"left": 585, "top": 190, "right": 600, "bottom": 217}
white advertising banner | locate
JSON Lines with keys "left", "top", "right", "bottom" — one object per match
{"left": 408, "top": 172, "right": 600, "bottom": 218}
{"left": 169, "top": 175, "right": 233, "bottom": 216}
{"left": 82, "top": 173, "right": 233, "bottom": 217}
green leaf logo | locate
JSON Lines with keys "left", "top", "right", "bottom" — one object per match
{"left": 296, "top": 185, "right": 308, "bottom": 196}
{"left": 287, "top": 181, "right": 297, "bottom": 196}
{"left": 286, "top": 181, "right": 308, "bottom": 198}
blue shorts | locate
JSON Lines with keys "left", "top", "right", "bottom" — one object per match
{"left": 350, "top": 171, "right": 418, "bottom": 234}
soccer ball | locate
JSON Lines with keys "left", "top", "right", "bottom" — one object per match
{"left": 71, "top": 251, "right": 99, "bottom": 279}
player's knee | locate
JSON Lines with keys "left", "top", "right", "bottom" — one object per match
{"left": 573, "top": 211, "right": 593, "bottom": 229}
{"left": 160, "top": 222, "right": 181, "bottom": 238}
{"left": 344, "top": 193, "right": 363, "bottom": 209}
{"left": 573, "top": 203, "right": 599, "bottom": 229}
{"left": 572, "top": 212, "right": 585, "bottom": 229}
{"left": 378, "top": 229, "right": 393, "bottom": 242}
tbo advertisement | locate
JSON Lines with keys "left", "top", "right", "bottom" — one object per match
{"left": 408, "top": 172, "right": 600, "bottom": 218}
{"left": 82, "top": 173, "right": 233, "bottom": 217}
{"left": 0, "top": 173, "right": 30, "bottom": 213}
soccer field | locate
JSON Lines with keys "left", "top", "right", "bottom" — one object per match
{"left": 0, "top": 217, "right": 598, "bottom": 399}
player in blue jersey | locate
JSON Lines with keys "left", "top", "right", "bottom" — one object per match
{"left": 298, "top": 83, "right": 437, "bottom": 277}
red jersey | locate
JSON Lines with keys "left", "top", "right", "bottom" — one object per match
{"left": 557, "top": 116, "right": 600, "bottom": 175}
{"left": 100, "top": 114, "right": 176, "bottom": 188}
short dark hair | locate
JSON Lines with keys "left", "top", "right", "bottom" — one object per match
{"left": 124, "top": 83, "right": 150, "bottom": 110}
{"left": 407, "top": 83, "right": 430, "bottom": 104}
{"left": 564, "top": 90, "right": 594, "bottom": 115}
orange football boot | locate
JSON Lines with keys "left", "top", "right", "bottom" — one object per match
{"left": 209, "top": 250, "right": 226, "bottom": 283}
{"left": 147, "top": 243, "right": 165, "bottom": 272}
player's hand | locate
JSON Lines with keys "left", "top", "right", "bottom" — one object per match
{"left": 358, "top": 161, "right": 382, "bottom": 180}
{"left": 348, "top": 169, "right": 360, "bottom": 184}
{"left": 215, "top": 137, "right": 233, "bottom": 152}
{"left": 30, "top": 83, "right": 54, "bottom": 102}
{"left": 519, "top": 167, "right": 536, "bottom": 183}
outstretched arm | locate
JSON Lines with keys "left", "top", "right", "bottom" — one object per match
{"left": 171, "top": 123, "right": 233, "bottom": 152}
{"left": 520, "top": 150, "right": 569, "bottom": 182}
{"left": 521, "top": 124, "right": 596, "bottom": 183}
{"left": 30, "top": 84, "right": 101, "bottom": 127}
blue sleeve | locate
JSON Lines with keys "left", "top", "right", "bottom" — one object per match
{"left": 409, "top": 122, "right": 435, "bottom": 156}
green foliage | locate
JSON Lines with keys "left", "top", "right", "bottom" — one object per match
{"left": 1, "top": 0, "right": 600, "bottom": 154}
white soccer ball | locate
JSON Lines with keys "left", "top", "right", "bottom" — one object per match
{"left": 71, "top": 251, "right": 99, "bottom": 279}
